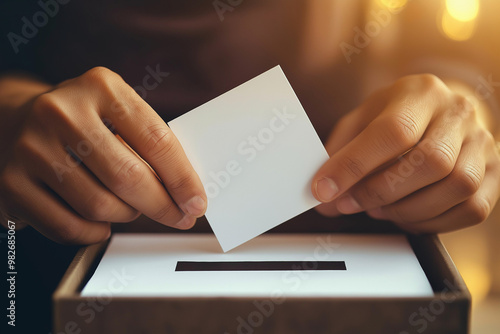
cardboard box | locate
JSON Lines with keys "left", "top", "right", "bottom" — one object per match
{"left": 53, "top": 234, "right": 470, "bottom": 334}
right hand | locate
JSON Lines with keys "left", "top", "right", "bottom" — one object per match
{"left": 0, "top": 67, "right": 207, "bottom": 244}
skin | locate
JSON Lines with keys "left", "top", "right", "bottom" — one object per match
{"left": 312, "top": 74, "right": 500, "bottom": 234}
{"left": 0, "top": 67, "right": 207, "bottom": 244}
{"left": 0, "top": 69, "right": 499, "bottom": 244}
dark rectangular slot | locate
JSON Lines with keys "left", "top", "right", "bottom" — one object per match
{"left": 175, "top": 261, "right": 346, "bottom": 272}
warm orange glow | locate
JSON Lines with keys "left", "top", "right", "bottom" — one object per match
{"left": 446, "top": 0, "right": 479, "bottom": 22}
{"left": 380, "top": 0, "right": 408, "bottom": 10}
{"left": 457, "top": 262, "right": 491, "bottom": 305}
{"left": 440, "top": 229, "right": 493, "bottom": 307}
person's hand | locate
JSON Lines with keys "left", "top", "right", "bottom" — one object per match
{"left": 313, "top": 74, "right": 500, "bottom": 233}
{"left": 0, "top": 67, "right": 207, "bottom": 243}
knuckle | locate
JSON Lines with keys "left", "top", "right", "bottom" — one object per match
{"left": 168, "top": 172, "right": 193, "bottom": 193}
{"left": 32, "top": 92, "right": 57, "bottom": 111}
{"left": 417, "top": 73, "right": 444, "bottom": 90}
{"left": 87, "top": 223, "right": 112, "bottom": 243}
{"left": 449, "top": 165, "right": 482, "bottom": 197}
{"left": 151, "top": 203, "right": 177, "bottom": 222}
{"left": 109, "top": 100, "right": 133, "bottom": 121}
{"left": 122, "top": 210, "right": 141, "bottom": 222}
{"left": 355, "top": 185, "right": 387, "bottom": 206}
{"left": 338, "top": 156, "right": 365, "bottom": 179}
{"left": 424, "top": 140, "right": 456, "bottom": 178}
{"left": 82, "top": 67, "right": 122, "bottom": 91}
{"left": 465, "top": 197, "right": 490, "bottom": 225}
{"left": 84, "top": 66, "right": 116, "bottom": 82}
{"left": 52, "top": 221, "right": 84, "bottom": 244}
{"left": 394, "top": 74, "right": 444, "bottom": 93}
{"left": 83, "top": 192, "right": 116, "bottom": 221}
{"left": 95, "top": 226, "right": 112, "bottom": 243}
{"left": 111, "top": 157, "right": 146, "bottom": 194}
{"left": 32, "top": 93, "right": 64, "bottom": 120}
{"left": 450, "top": 94, "right": 475, "bottom": 121}
{"left": 384, "top": 112, "right": 420, "bottom": 150}
{"left": 32, "top": 94, "right": 77, "bottom": 132}
{"left": 141, "top": 125, "right": 178, "bottom": 161}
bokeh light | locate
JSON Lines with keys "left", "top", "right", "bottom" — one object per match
{"left": 440, "top": 0, "right": 480, "bottom": 41}
{"left": 446, "top": 0, "right": 479, "bottom": 22}
{"left": 441, "top": 9, "right": 476, "bottom": 41}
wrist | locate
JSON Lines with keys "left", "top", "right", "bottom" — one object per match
{"left": 0, "top": 75, "right": 52, "bottom": 114}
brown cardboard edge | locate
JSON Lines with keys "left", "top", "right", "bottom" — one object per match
{"left": 409, "top": 234, "right": 470, "bottom": 294}
{"left": 408, "top": 234, "right": 471, "bottom": 331}
{"left": 53, "top": 234, "right": 472, "bottom": 333}
{"left": 53, "top": 239, "right": 109, "bottom": 329}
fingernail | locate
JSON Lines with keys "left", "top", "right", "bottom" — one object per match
{"left": 337, "top": 195, "right": 362, "bottom": 214}
{"left": 175, "top": 215, "right": 195, "bottom": 229}
{"left": 315, "top": 177, "right": 339, "bottom": 202}
{"left": 367, "top": 207, "right": 386, "bottom": 220}
{"left": 184, "top": 196, "right": 206, "bottom": 217}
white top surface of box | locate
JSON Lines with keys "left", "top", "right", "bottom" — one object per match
{"left": 81, "top": 234, "right": 433, "bottom": 298}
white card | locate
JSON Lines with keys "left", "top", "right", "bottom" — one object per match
{"left": 81, "top": 234, "right": 433, "bottom": 297}
{"left": 168, "top": 66, "right": 329, "bottom": 252}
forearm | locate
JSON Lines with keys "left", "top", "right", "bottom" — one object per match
{"left": 0, "top": 74, "right": 52, "bottom": 115}
{"left": 0, "top": 75, "right": 52, "bottom": 161}
{"left": 0, "top": 74, "right": 52, "bottom": 148}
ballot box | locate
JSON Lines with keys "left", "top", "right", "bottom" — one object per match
{"left": 53, "top": 233, "right": 470, "bottom": 334}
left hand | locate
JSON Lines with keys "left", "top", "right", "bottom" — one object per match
{"left": 313, "top": 74, "right": 500, "bottom": 233}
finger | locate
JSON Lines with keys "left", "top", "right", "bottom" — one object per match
{"left": 2, "top": 166, "right": 111, "bottom": 244}
{"left": 324, "top": 109, "right": 365, "bottom": 156}
{"left": 0, "top": 212, "right": 28, "bottom": 230}
{"left": 391, "top": 160, "right": 500, "bottom": 234}
{"left": 337, "top": 112, "right": 467, "bottom": 214}
{"left": 315, "top": 199, "right": 342, "bottom": 217}
{"left": 315, "top": 91, "right": 389, "bottom": 217}
{"left": 312, "top": 96, "right": 435, "bottom": 203}
{"left": 62, "top": 119, "right": 193, "bottom": 229}
{"left": 324, "top": 90, "right": 391, "bottom": 156}
{"left": 100, "top": 83, "right": 207, "bottom": 218}
{"left": 26, "top": 143, "right": 140, "bottom": 223}
{"left": 366, "top": 133, "right": 487, "bottom": 222}
{"left": 33, "top": 186, "right": 112, "bottom": 244}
